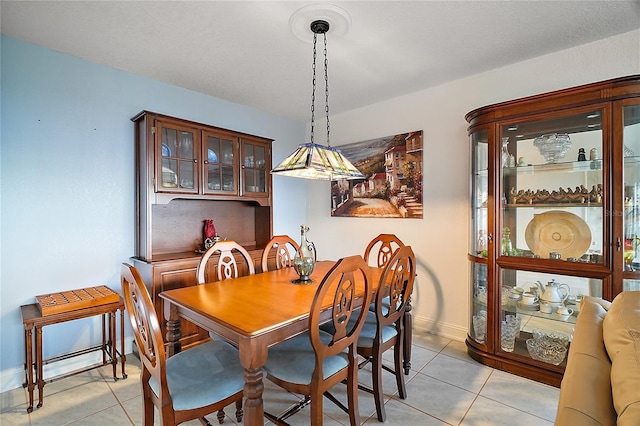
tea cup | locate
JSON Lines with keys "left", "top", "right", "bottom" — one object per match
{"left": 508, "top": 287, "right": 523, "bottom": 300}
{"left": 556, "top": 306, "right": 574, "bottom": 316}
{"left": 521, "top": 292, "right": 539, "bottom": 305}
{"left": 539, "top": 302, "right": 553, "bottom": 314}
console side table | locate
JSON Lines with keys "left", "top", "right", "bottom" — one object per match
{"left": 20, "top": 299, "right": 127, "bottom": 412}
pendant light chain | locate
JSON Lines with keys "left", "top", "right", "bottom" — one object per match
{"left": 271, "top": 18, "right": 365, "bottom": 180}
{"left": 323, "top": 33, "right": 331, "bottom": 147}
{"left": 310, "top": 33, "right": 318, "bottom": 144}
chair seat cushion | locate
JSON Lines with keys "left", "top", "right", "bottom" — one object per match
{"left": 369, "top": 296, "right": 391, "bottom": 315}
{"left": 356, "top": 311, "right": 398, "bottom": 348}
{"left": 321, "top": 311, "right": 397, "bottom": 349}
{"left": 149, "top": 341, "right": 244, "bottom": 411}
{"left": 264, "top": 331, "right": 349, "bottom": 386}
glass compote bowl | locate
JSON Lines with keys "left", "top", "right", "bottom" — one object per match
{"left": 533, "top": 133, "right": 572, "bottom": 163}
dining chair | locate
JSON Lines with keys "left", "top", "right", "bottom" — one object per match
{"left": 196, "top": 240, "right": 255, "bottom": 284}
{"left": 363, "top": 233, "right": 413, "bottom": 374}
{"left": 354, "top": 245, "right": 416, "bottom": 422}
{"left": 260, "top": 235, "right": 300, "bottom": 272}
{"left": 363, "top": 233, "right": 405, "bottom": 268}
{"left": 262, "top": 255, "right": 373, "bottom": 426}
{"left": 120, "top": 263, "right": 244, "bottom": 426}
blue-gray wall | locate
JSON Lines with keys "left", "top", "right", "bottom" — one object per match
{"left": 0, "top": 35, "right": 306, "bottom": 390}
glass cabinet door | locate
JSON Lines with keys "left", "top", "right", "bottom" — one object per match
{"left": 470, "top": 261, "right": 488, "bottom": 345}
{"left": 622, "top": 103, "right": 640, "bottom": 290}
{"left": 471, "top": 129, "right": 489, "bottom": 257}
{"left": 499, "top": 108, "right": 606, "bottom": 264}
{"left": 158, "top": 122, "right": 198, "bottom": 193}
{"left": 203, "top": 131, "right": 237, "bottom": 194}
{"left": 242, "top": 139, "right": 269, "bottom": 195}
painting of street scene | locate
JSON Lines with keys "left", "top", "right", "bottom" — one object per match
{"left": 331, "top": 130, "right": 423, "bottom": 218}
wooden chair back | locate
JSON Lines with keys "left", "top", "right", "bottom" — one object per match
{"left": 196, "top": 240, "right": 255, "bottom": 284}
{"left": 122, "top": 263, "right": 245, "bottom": 425}
{"left": 363, "top": 234, "right": 405, "bottom": 268}
{"left": 374, "top": 245, "right": 416, "bottom": 330}
{"left": 261, "top": 235, "right": 300, "bottom": 272}
{"left": 263, "top": 255, "right": 373, "bottom": 426}
{"left": 356, "top": 245, "right": 416, "bottom": 422}
{"left": 121, "top": 263, "right": 168, "bottom": 406}
{"left": 310, "top": 255, "right": 373, "bottom": 371}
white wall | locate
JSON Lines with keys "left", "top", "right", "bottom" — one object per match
{"left": 0, "top": 35, "right": 307, "bottom": 391}
{"left": 305, "top": 29, "right": 640, "bottom": 340}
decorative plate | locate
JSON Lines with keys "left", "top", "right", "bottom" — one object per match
{"left": 162, "top": 143, "right": 171, "bottom": 157}
{"left": 524, "top": 210, "right": 591, "bottom": 259}
{"left": 208, "top": 149, "right": 218, "bottom": 163}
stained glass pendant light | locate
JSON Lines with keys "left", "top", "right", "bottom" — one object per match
{"left": 271, "top": 19, "right": 364, "bottom": 180}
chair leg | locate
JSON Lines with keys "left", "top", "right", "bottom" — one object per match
{"left": 216, "top": 409, "right": 225, "bottom": 424}
{"left": 403, "top": 305, "right": 413, "bottom": 375}
{"left": 199, "top": 416, "right": 213, "bottom": 426}
{"left": 346, "top": 363, "right": 361, "bottom": 426}
{"left": 310, "top": 386, "right": 324, "bottom": 426}
{"left": 142, "top": 395, "right": 154, "bottom": 426}
{"left": 371, "top": 351, "right": 386, "bottom": 422}
{"left": 394, "top": 339, "right": 407, "bottom": 399}
{"left": 235, "top": 399, "right": 243, "bottom": 423}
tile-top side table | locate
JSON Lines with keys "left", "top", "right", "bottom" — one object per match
{"left": 20, "top": 295, "right": 127, "bottom": 413}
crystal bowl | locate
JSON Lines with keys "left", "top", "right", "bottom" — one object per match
{"left": 526, "top": 338, "right": 568, "bottom": 365}
{"left": 532, "top": 329, "right": 571, "bottom": 348}
{"left": 533, "top": 133, "right": 572, "bottom": 163}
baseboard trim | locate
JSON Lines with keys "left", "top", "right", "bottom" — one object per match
{"left": 412, "top": 314, "right": 468, "bottom": 342}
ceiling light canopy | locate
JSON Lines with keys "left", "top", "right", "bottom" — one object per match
{"left": 271, "top": 16, "right": 364, "bottom": 181}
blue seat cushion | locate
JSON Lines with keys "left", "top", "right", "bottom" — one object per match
{"left": 149, "top": 341, "right": 244, "bottom": 411}
{"left": 356, "top": 311, "right": 398, "bottom": 348}
{"left": 369, "top": 296, "right": 391, "bottom": 315}
{"left": 264, "top": 331, "right": 349, "bottom": 386}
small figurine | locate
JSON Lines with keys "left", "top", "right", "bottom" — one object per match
{"left": 517, "top": 156, "right": 526, "bottom": 166}
{"left": 578, "top": 148, "right": 586, "bottom": 161}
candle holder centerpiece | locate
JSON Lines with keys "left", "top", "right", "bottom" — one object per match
{"left": 292, "top": 224, "right": 316, "bottom": 284}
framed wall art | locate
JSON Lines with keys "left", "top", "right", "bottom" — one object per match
{"left": 331, "top": 130, "right": 423, "bottom": 218}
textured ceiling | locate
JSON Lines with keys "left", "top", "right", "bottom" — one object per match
{"left": 2, "top": 1, "right": 639, "bottom": 122}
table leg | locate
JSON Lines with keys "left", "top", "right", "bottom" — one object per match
{"left": 403, "top": 299, "right": 413, "bottom": 375}
{"left": 24, "top": 325, "right": 34, "bottom": 413}
{"left": 163, "top": 301, "right": 182, "bottom": 357}
{"left": 242, "top": 368, "right": 264, "bottom": 426}
{"left": 35, "top": 326, "right": 44, "bottom": 408}
{"left": 238, "top": 338, "right": 266, "bottom": 426}
{"left": 119, "top": 308, "right": 127, "bottom": 379}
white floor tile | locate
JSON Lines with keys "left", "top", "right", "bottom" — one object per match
{"left": 420, "top": 353, "right": 493, "bottom": 393}
{"left": 480, "top": 370, "right": 559, "bottom": 422}
{"left": 461, "top": 395, "right": 554, "bottom": 426}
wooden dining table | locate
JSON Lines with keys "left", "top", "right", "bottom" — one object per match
{"left": 159, "top": 260, "right": 382, "bottom": 425}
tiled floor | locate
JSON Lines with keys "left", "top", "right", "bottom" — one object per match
{"left": 0, "top": 333, "right": 559, "bottom": 425}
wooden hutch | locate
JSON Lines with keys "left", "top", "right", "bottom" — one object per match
{"left": 131, "top": 111, "right": 273, "bottom": 348}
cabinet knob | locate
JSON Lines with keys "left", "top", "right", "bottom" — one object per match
{"left": 193, "top": 159, "right": 198, "bottom": 164}
{"left": 203, "top": 160, "right": 208, "bottom": 164}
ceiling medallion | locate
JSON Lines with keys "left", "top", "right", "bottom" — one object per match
{"left": 289, "top": 3, "right": 352, "bottom": 42}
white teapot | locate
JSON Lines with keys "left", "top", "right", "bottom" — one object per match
{"left": 535, "top": 279, "right": 570, "bottom": 308}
